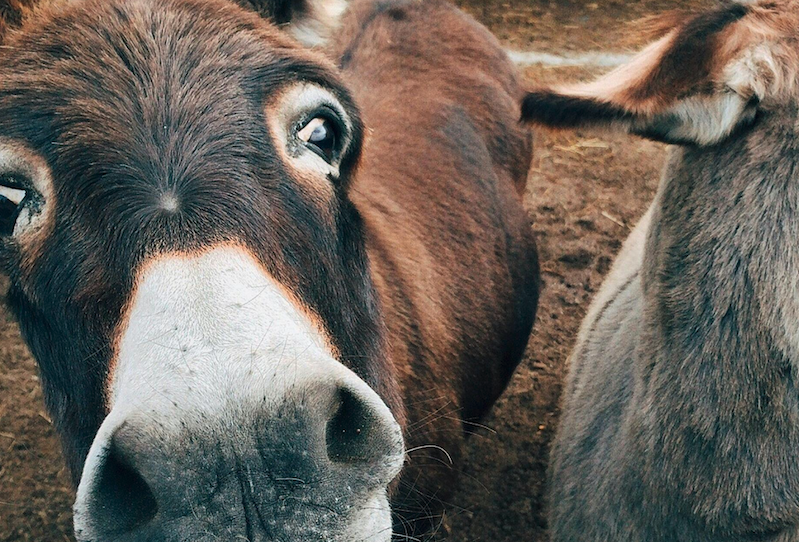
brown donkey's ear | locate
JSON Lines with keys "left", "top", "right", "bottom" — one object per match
{"left": 522, "top": 2, "right": 797, "bottom": 146}
{"left": 234, "top": 0, "right": 349, "bottom": 47}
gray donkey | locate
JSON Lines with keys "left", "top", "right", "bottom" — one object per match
{"left": 522, "top": 1, "right": 799, "bottom": 540}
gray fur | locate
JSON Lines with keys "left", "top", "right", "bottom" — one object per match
{"left": 549, "top": 105, "right": 799, "bottom": 541}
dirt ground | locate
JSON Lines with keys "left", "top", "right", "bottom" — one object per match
{"left": 0, "top": 1, "right": 709, "bottom": 540}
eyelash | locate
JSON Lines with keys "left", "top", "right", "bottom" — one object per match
{"left": 0, "top": 174, "right": 31, "bottom": 191}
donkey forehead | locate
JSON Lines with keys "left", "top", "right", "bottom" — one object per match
{"left": 0, "top": 0, "right": 341, "bottom": 149}
{"left": 0, "top": 0, "right": 352, "bottom": 243}
{"left": 0, "top": 0, "right": 369, "bottom": 329}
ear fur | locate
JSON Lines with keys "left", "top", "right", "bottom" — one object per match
{"left": 235, "top": 0, "right": 349, "bottom": 47}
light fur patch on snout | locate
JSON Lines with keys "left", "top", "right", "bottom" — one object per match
{"left": 107, "top": 245, "right": 389, "bottom": 422}
{"left": 75, "top": 245, "right": 402, "bottom": 540}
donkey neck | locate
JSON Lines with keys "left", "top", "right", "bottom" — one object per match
{"left": 639, "top": 110, "right": 799, "bottom": 430}
{"left": 628, "top": 111, "right": 799, "bottom": 531}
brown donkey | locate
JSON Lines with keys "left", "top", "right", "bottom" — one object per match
{"left": 0, "top": 0, "right": 539, "bottom": 539}
{"left": 524, "top": 1, "right": 799, "bottom": 540}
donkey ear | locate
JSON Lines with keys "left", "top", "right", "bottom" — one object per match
{"left": 522, "top": 2, "right": 776, "bottom": 146}
{"left": 235, "top": 0, "right": 349, "bottom": 47}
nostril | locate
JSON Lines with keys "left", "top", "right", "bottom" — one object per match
{"left": 326, "top": 387, "right": 374, "bottom": 463}
{"left": 90, "top": 439, "right": 158, "bottom": 534}
{"left": 326, "top": 387, "right": 396, "bottom": 464}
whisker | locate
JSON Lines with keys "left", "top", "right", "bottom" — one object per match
{"left": 405, "top": 444, "right": 453, "bottom": 465}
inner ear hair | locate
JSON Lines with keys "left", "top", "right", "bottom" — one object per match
{"left": 234, "top": 0, "right": 349, "bottom": 47}
{"left": 520, "top": 2, "right": 770, "bottom": 146}
{"left": 557, "top": 3, "right": 750, "bottom": 116}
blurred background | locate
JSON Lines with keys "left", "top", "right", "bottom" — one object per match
{"left": 0, "top": 0, "right": 707, "bottom": 540}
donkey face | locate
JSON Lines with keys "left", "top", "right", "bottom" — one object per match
{"left": 0, "top": 0, "right": 405, "bottom": 540}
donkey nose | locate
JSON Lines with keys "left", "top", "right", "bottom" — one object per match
{"left": 74, "top": 381, "right": 404, "bottom": 541}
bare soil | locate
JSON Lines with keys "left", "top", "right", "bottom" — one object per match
{"left": 0, "top": 1, "right": 707, "bottom": 540}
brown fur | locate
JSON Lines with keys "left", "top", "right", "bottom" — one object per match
{"left": 0, "top": 0, "right": 35, "bottom": 39}
{"left": 0, "top": 0, "right": 539, "bottom": 539}
{"left": 556, "top": 4, "right": 749, "bottom": 115}
{"left": 330, "top": 1, "right": 538, "bottom": 532}
{"left": 524, "top": 0, "right": 799, "bottom": 126}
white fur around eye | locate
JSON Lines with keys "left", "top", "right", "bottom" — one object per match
{"left": 268, "top": 83, "right": 351, "bottom": 180}
{"left": 289, "top": 0, "right": 350, "bottom": 48}
{"left": 0, "top": 141, "right": 53, "bottom": 239}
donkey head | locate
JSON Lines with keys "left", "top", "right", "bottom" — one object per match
{"left": 0, "top": 0, "right": 405, "bottom": 540}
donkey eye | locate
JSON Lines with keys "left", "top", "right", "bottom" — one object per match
{"left": 0, "top": 184, "right": 29, "bottom": 236}
{"left": 297, "top": 117, "right": 339, "bottom": 163}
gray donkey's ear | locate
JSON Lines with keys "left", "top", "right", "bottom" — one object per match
{"left": 235, "top": 0, "right": 349, "bottom": 47}
{"left": 522, "top": 1, "right": 795, "bottom": 146}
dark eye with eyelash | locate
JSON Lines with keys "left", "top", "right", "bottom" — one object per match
{"left": 297, "top": 116, "right": 339, "bottom": 163}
